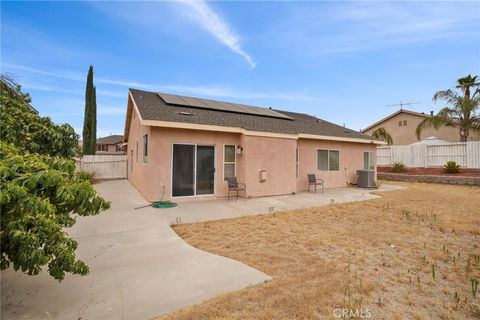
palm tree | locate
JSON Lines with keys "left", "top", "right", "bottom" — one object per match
{"left": 456, "top": 74, "right": 479, "bottom": 99}
{"left": 372, "top": 127, "right": 393, "bottom": 145}
{"left": 416, "top": 75, "right": 480, "bottom": 142}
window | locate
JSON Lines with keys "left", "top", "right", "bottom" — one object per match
{"left": 130, "top": 150, "right": 133, "bottom": 172}
{"left": 364, "top": 151, "right": 375, "bottom": 170}
{"left": 317, "top": 150, "right": 339, "bottom": 171}
{"left": 398, "top": 120, "right": 403, "bottom": 127}
{"left": 143, "top": 134, "right": 148, "bottom": 163}
{"left": 136, "top": 141, "right": 138, "bottom": 162}
{"left": 403, "top": 120, "right": 407, "bottom": 126}
{"left": 98, "top": 144, "right": 106, "bottom": 151}
{"left": 224, "top": 145, "right": 236, "bottom": 180}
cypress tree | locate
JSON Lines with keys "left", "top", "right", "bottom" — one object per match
{"left": 82, "top": 66, "right": 97, "bottom": 155}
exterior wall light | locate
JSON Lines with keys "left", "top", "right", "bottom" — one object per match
{"left": 236, "top": 145, "right": 243, "bottom": 155}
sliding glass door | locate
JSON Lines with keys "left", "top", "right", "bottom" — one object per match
{"left": 172, "top": 144, "right": 215, "bottom": 197}
{"left": 196, "top": 146, "right": 215, "bottom": 195}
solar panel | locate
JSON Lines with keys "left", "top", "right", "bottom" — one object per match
{"left": 159, "top": 93, "right": 187, "bottom": 106}
{"left": 157, "top": 93, "right": 293, "bottom": 120}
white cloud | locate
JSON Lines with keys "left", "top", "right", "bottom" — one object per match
{"left": 177, "top": 0, "right": 256, "bottom": 68}
{"left": 269, "top": 2, "right": 480, "bottom": 55}
{"left": 3, "top": 63, "right": 317, "bottom": 102}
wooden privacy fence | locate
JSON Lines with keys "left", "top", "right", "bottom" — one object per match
{"left": 377, "top": 141, "right": 480, "bottom": 168}
{"left": 74, "top": 155, "right": 127, "bottom": 179}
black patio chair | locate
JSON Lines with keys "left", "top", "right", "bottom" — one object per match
{"left": 226, "top": 177, "right": 247, "bottom": 200}
{"left": 307, "top": 174, "right": 324, "bottom": 193}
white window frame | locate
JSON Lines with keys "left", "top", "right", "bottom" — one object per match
{"left": 223, "top": 144, "right": 236, "bottom": 181}
{"left": 364, "top": 151, "right": 375, "bottom": 170}
{"left": 98, "top": 144, "right": 106, "bottom": 152}
{"left": 317, "top": 149, "right": 340, "bottom": 172}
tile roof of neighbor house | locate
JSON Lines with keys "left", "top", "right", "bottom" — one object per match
{"left": 96, "top": 135, "right": 124, "bottom": 144}
{"left": 128, "top": 89, "right": 379, "bottom": 142}
{"left": 361, "top": 109, "right": 431, "bottom": 132}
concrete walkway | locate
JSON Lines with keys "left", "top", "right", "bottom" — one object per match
{"left": 1, "top": 180, "right": 402, "bottom": 320}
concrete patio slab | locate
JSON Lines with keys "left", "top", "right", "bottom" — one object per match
{"left": 1, "top": 180, "right": 402, "bottom": 320}
{"left": 1, "top": 180, "right": 270, "bottom": 320}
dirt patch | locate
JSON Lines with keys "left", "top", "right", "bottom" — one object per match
{"left": 162, "top": 182, "right": 480, "bottom": 320}
{"left": 378, "top": 166, "right": 480, "bottom": 177}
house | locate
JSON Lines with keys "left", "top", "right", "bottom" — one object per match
{"left": 95, "top": 135, "right": 125, "bottom": 154}
{"left": 124, "top": 89, "right": 384, "bottom": 202}
{"left": 361, "top": 109, "right": 480, "bottom": 145}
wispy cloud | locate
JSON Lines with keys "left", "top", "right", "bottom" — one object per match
{"left": 176, "top": 0, "right": 256, "bottom": 68}
{"left": 3, "top": 63, "right": 316, "bottom": 102}
{"left": 269, "top": 2, "right": 480, "bottom": 55}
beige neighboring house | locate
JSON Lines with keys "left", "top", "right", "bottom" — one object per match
{"left": 123, "top": 89, "right": 384, "bottom": 202}
{"left": 362, "top": 109, "right": 480, "bottom": 145}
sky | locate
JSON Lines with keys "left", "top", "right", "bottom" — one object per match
{"left": 1, "top": 1, "right": 479, "bottom": 137}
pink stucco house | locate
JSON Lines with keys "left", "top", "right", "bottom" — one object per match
{"left": 123, "top": 89, "right": 384, "bottom": 202}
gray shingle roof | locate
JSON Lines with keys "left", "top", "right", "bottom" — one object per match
{"left": 97, "top": 135, "right": 124, "bottom": 144}
{"left": 130, "top": 89, "right": 377, "bottom": 141}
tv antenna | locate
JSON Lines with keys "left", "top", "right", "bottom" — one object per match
{"left": 386, "top": 100, "right": 419, "bottom": 110}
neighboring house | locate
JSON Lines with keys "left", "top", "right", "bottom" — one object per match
{"left": 95, "top": 135, "right": 125, "bottom": 154}
{"left": 362, "top": 109, "right": 480, "bottom": 145}
{"left": 124, "top": 89, "right": 384, "bottom": 202}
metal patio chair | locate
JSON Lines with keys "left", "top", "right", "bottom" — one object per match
{"left": 307, "top": 174, "right": 324, "bottom": 193}
{"left": 226, "top": 177, "right": 247, "bottom": 200}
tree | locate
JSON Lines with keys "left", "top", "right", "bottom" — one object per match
{"left": 372, "top": 127, "right": 393, "bottom": 145}
{"left": 82, "top": 66, "right": 97, "bottom": 155}
{"left": 0, "top": 142, "right": 110, "bottom": 281}
{"left": 0, "top": 75, "right": 110, "bottom": 281}
{"left": 416, "top": 75, "right": 480, "bottom": 142}
{"left": 0, "top": 75, "right": 79, "bottom": 158}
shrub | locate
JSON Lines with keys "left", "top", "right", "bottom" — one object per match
{"left": 0, "top": 142, "right": 110, "bottom": 281}
{"left": 443, "top": 161, "right": 461, "bottom": 173}
{"left": 391, "top": 162, "right": 407, "bottom": 173}
{"left": 77, "top": 171, "right": 96, "bottom": 184}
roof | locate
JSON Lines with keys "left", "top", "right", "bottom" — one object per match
{"left": 96, "top": 135, "right": 124, "bottom": 144}
{"left": 362, "top": 109, "right": 431, "bottom": 132}
{"left": 410, "top": 136, "right": 450, "bottom": 146}
{"left": 125, "top": 89, "right": 381, "bottom": 143}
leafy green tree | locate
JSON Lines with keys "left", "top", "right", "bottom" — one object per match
{"left": 0, "top": 75, "right": 110, "bottom": 280}
{"left": 0, "top": 75, "right": 79, "bottom": 158}
{"left": 82, "top": 66, "right": 97, "bottom": 155}
{"left": 0, "top": 142, "right": 110, "bottom": 281}
{"left": 416, "top": 75, "right": 480, "bottom": 142}
{"left": 372, "top": 127, "right": 393, "bottom": 145}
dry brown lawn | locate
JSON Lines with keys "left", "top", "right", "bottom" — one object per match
{"left": 162, "top": 182, "right": 480, "bottom": 320}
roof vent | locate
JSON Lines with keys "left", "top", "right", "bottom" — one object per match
{"left": 179, "top": 111, "right": 193, "bottom": 116}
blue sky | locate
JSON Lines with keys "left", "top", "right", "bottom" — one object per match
{"left": 2, "top": 1, "right": 479, "bottom": 137}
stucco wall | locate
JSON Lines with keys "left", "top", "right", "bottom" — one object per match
{"left": 297, "top": 139, "right": 377, "bottom": 191}
{"left": 241, "top": 135, "right": 297, "bottom": 197}
{"left": 363, "top": 112, "right": 480, "bottom": 145}
{"left": 127, "top": 114, "right": 243, "bottom": 201}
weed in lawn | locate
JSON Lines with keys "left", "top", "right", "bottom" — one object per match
{"left": 472, "top": 278, "right": 479, "bottom": 299}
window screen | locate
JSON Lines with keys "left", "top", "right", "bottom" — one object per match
{"left": 318, "top": 150, "right": 339, "bottom": 171}
{"left": 143, "top": 134, "right": 148, "bottom": 163}
{"left": 224, "top": 145, "right": 236, "bottom": 180}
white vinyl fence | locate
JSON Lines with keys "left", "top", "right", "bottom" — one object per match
{"left": 377, "top": 141, "right": 480, "bottom": 168}
{"left": 74, "top": 155, "right": 127, "bottom": 179}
